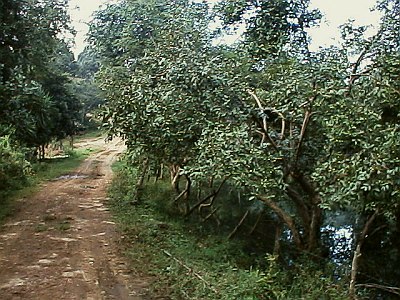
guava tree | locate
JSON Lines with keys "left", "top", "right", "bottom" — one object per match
{"left": 91, "top": 3, "right": 400, "bottom": 287}
{"left": 319, "top": 1, "right": 400, "bottom": 296}
{"left": 89, "top": 0, "right": 251, "bottom": 201}
{"left": 187, "top": 0, "right": 329, "bottom": 253}
{"left": 192, "top": 0, "right": 399, "bottom": 263}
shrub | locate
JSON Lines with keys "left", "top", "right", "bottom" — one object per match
{"left": 0, "top": 135, "right": 31, "bottom": 196}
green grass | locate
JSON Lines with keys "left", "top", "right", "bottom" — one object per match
{"left": 108, "top": 166, "right": 267, "bottom": 299}
{"left": 107, "top": 161, "right": 349, "bottom": 300}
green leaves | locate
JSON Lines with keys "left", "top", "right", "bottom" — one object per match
{"left": 91, "top": 0, "right": 249, "bottom": 167}
{"left": 0, "top": 0, "right": 80, "bottom": 150}
{"left": 91, "top": 0, "right": 400, "bottom": 257}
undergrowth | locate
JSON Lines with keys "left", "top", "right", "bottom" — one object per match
{"left": 108, "top": 160, "right": 348, "bottom": 300}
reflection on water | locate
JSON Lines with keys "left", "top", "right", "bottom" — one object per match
{"left": 322, "top": 225, "right": 353, "bottom": 265}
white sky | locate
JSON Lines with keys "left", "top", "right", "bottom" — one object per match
{"left": 68, "top": 0, "right": 381, "bottom": 57}
{"left": 308, "top": 0, "right": 381, "bottom": 50}
{"left": 68, "top": 0, "right": 116, "bottom": 58}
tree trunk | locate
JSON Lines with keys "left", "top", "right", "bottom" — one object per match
{"left": 258, "top": 195, "right": 303, "bottom": 250}
{"left": 273, "top": 224, "right": 283, "bottom": 256}
{"left": 134, "top": 157, "right": 149, "bottom": 202}
{"left": 41, "top": 144, "right": 45, "bottom": 160}
{"left": 170, "top": 164, "right": 181, "bottom": 193}
{"left": 249, "top": 212, "right": 263, "bottom": 235}
{"left": 307, "top": 197, "right": 322, "bottom": 252}
{"left": 160, "top": 163, "right": 164, "bottom": 179}
{"left": 183, "top": 175, "right": 191, "bottom": 214}
{"left": 186, "top": 178, "right": 227, "bottom": 217}
{"left": 292, "top": 174, "right": 323, "bottom": 253}
{"left": 69, "top": 135, "right": 74, "bottom": 149}
{"left": 228, "top": 210, "right": 250, "bottom": 239}
{"left": 154, "top": 163, "right": 164, "bottom": 183}
{"left": 137, "top": 158, "right": 149, "bottom": 189}
{"left": 349, "top": 209, "right": 379, "bottom": 299}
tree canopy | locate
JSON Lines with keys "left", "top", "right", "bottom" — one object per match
{"left": 88, "top": 1, "right": 400, "bottom": 296}
{"left": 1, "top": 0, "right": 397, "bottom": 297}
{"left": 0, "top": 0, "right": 80, "bottom": 152}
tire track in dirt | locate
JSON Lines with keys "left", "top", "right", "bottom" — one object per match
{"left": 0, "top": 137, "right": 149, "bottom": 300}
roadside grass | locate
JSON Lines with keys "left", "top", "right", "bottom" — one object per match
{"left": 32, "top": 147, "right": 95, "bottom": 181}
{"left": 108, "top": 160, "right": 349, "bottom": 300}
{"left": 108, "top": 164, "right": 259, "bottom": 299}
{"left": 0, "top": 143, "right": 97, "bottom": 224}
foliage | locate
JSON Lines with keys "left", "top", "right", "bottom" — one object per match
{"left": 0, "top": 135, "right": 30, "bottom": 197}
{"left": 90, "top": 0, "right": 248, "bottom": 166}
{"left": 70, "top": 46, "right": 106, "bottom": 129}
{"left": 0, "top": 0, "right": 80, "bottom": 154}
{"left": 92, "top": 0, "right": 400, "bottom": 297}
{"left": 216, "top": 0, "right": 322, "bottom": 58}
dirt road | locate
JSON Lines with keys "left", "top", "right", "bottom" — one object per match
{"left": 0, "top": 137, "right": 149, "bottom": 299}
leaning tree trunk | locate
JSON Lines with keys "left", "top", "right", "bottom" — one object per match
{"left": 349, "top": 209, "right": 379, "bottom": 300}
{"left": 134, "top": 157, "right": 149, "bottom": 202}
{"left": 183, "top": 175, "right": 191, "bottom": 214}
{"left": 258, "top": 195, "right": 304, "bottom": 250}
{"left": 169, "top": 164, "right": 181, "bottom": 193}
{"left": 291, "top": 173, "right": 323, "bottom": 253}
{"left": 259, "top": 184, "right": 323, "bottom": 254}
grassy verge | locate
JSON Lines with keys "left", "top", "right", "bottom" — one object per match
{"left": 0, "top": 145, "right": 97, "bottom": 224}
{"left": 31, "top": 147, "right": 95, "bottom": 182}
{"left": 108, "top": 160, "right": 348, "bottom": 300}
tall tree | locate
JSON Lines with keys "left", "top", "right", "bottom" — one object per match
{"left": 0, "top": 0, "right": 80, "bottom": 155}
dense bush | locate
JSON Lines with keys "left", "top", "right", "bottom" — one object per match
{"left": 0, "top": 135, "right": 30, "bottom": 196}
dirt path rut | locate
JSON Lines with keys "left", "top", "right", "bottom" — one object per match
{"left": 0, "top": 137, "right": 148, "bottom": 300}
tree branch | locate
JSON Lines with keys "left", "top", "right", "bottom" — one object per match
{"left": 228, "top": 210, "right": 250, "bottom": 239}
{"left": 249, "top": 212, "right": 263, "bottom": 235}
{"left": 295, "top": 109, "right": 312, "bottom": 164}
{"left": 286, "top": 186, "right": 311, "bottom": 228}
{"left": 355, "top": 283, "right": 400, "bottom": 297}
{"left": 292, "top": 173, "right": 322, "bottom": 250}
{"left": 185, "top": 177, "right": 228, "bottom": 217}
{"left": 248, "top": 90, "right": 285, "bottom": 150}
{"left": 258, "top": 195, "right": 303, "bottom": 250}
{"left": 247, "top": 89, "right": 265, "bottom": 110}
{"left": 253, "top": 116, "right": 279, "bottom": 151}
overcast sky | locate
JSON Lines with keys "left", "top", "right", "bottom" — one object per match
{"left": 308, "top": 0, "right": 381, "bottom": 50}
{"left": 68, "top": 0, "right": 116, "bottom": 57}
{"left": 68, "top": 0, "right": 381, "bottom": 57}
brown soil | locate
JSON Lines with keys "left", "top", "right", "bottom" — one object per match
{"left": 0, "top": 137, "right": 150, "bottom": 300}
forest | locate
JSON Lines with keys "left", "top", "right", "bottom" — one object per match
{"left": 1, "top": 0, "right": 399, "bottom": 299}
